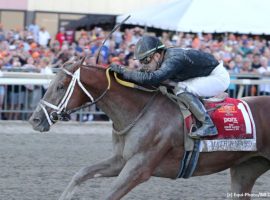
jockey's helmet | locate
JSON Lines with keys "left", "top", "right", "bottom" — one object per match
{"left": 134, "top": 36, "right": 165, "bottom": 63}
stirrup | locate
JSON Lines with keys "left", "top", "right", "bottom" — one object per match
{"left": 188, "top": 127, "right": 218, "bottom": 139}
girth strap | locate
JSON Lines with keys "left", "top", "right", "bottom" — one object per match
{"left": 158, "top": 85, "right": 201, "bottom": 179}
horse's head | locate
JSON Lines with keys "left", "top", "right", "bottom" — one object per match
{"left": 29, "top": 57, "right": 97, "bottom": 132}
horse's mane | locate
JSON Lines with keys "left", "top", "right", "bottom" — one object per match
{"left": 61, "top": 56, "right": 106, "bottom": 71}
{"left": 82, "top": 64, "right": 107, "bottom": 71}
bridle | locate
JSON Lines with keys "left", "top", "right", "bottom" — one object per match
{"left": 39, "top": 64, "right": 111, "bottom": 126}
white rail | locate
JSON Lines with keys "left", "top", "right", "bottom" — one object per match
{"left": 1, "top": 72, "right": 270, "bottom": 98}
{"left": 0, "top": 72, "right": 54, "bottom": 85}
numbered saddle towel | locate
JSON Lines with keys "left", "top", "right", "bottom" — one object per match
{"left": 185, "top": 97, "right": 256, "bottom": 152}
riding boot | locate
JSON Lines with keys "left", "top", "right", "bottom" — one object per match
{"left": 177, "top": 92, "right": 218, "bottom": 139}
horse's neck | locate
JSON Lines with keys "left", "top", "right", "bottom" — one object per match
{"left": 100, "top": 90, "right": 151, "bottom": 130}
{"left": 82, "top": 67, "right": 153, "bottom": 130}
{"left": 97, "top": 79, "right": 152, "bottom": 130}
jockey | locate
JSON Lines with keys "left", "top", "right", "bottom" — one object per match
{"left": 110, "top": 35, "right": 230, "bottom": 139}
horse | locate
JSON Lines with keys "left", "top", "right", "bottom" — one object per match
{"left": 29, "top": 58, "right": 270, "bottom": 200}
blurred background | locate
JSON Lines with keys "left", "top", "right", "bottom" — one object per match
{"left": 0, "top": 0, "right": 270, "bottom": 121}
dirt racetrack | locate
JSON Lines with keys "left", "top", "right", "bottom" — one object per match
{"left": 0, "top": 121, "right": 269, "bottom": 200}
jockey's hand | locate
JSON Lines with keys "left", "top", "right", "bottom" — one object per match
{"left": 109, "top": 63, "right": 126, "bottom": 74}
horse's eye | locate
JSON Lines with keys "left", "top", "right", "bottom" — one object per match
{"left": 57, "top": 84, "right": 65, "bottom": 90}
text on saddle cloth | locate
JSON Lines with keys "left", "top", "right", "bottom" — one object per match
{"left": 185, "top": 97, "right": 257, "bottom": 152}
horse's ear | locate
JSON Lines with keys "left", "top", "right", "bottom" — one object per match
{"left": 69, "top": 56, "right": 86, "bottom": 72}
{"left": 62, "top": 57, "right": 76, "bottom": 70}
{"left": 63, "top": 56, "right": 84, "bottom": 72}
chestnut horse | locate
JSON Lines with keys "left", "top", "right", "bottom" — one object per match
{"left": 29, "top": 58, "right": 270, "bottom": 200}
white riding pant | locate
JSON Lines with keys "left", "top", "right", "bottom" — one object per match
{"left": 174, "top": 62, "right": 230, "bottom": 97}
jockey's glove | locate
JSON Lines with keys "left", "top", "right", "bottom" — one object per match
{"left": 109, "top": 63, "right": 126, "bottom": 74}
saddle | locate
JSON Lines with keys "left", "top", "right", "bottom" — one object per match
{"left": 184, "top": 94, "right": 256, "bottom": 151}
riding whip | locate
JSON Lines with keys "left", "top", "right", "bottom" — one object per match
{"left": 95, "top": 15, "right": 131, "bottom": 64}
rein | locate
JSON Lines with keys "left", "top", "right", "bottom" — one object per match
{"left": 71, "top": 71, "right": 158, "bottom": 113}
{"left": 112, "top": 92, "right": 158, "bottom": 135}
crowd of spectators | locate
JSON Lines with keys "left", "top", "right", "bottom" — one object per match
{"left": 0, "top": 22, "right": 270, "bottom": 120}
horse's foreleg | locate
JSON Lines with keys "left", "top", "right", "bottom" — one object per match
{"left": 58, "top": 155, "right": 124, "bottom": 200}
{"left": 103, "top": 139, "right": 171, "bottom": 200}
{"left": 230, "top": 156, "right": 270, "bottom": 200}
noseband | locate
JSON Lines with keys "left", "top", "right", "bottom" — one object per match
{"left": 39, "top": 66, "right": 111, "bottom": 126}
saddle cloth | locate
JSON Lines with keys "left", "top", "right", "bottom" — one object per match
{"left": 185, "top": 97, "right": 257, "bottom": 152}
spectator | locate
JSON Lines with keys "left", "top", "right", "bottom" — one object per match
{"left": 14, "top": 40, "right": 28, "bottom": 63}
{"left": 28, "top": 20, "right": 39, "bottom": 42}
{"left": 182, "top": 33, "right": 193, "bottom": 47}
{"left": 226, "top": 60, "right": 238, "bottom": 73}
{"left": 38, "top": 27, "right": 51, "bottom": 47}
{"left": 65, "top": 29, "right": 75, "bottom": 45}
{"left": 192, "top": 35, "right": 200, "bottom": 49}
{"left": 124, "top": 44, "right": 135, "bottom": 65}
{"left": 31, "top": 51, "right": 41, "bottom": 65}
{"left": 75, "top": 37, "right": 86, "bottom": 56}
{"left": 107, "top": 39, "right": 116, "bottom": 56}
{"left": 56, "top": 44, "right": 72, "bottom": 65}
{"left": 240, "top": 58, "right": 259, "bottom": 96}
{"left": 161, "top": 32, "right": 172, "bottom": 47}
{"left": 233, "top": 54, "right": 243, "bottom": 72}
{"left": 240, "top": 58, "right": 255, "bottom": 74}
{"left": 23, "top": 57, "right": 38, "bottom": 112}
{"left": 226, "top": 60, "right": 238, "bottom": 97}
{"left": 55, "top": 27, "right": 66, "bottom": 47}
{"left": 126, "top": 52, "right": 139, "bottom": 70}
{"left": 39, "top": 57, "right": 53, "bottom": 89}
{"left": 112, "top": 29, "right": 123, "bottom": 49}
{"left": 51, "top": 40, "right": 61, "bottom": 54}
{"left": 91, "top": 37, "right": 109, "bottom": 65}
{"left": 22, "top": 56, "right": 37, "bottom": 72}
{"left": 117, "top": 51, "right": 126, "bottom": 65}
{"left": 11, "top": 56, "right": 22, "bottom": 67}
{"left": 238, "top": 39, "right": 252, "bottom": 57}
{"left": 123, "top": 28, "right": 132, "bottom": 44}
{"left": 257, "top": 57, "right": 270, "bottom": 95}
{"left": 252, "top": 53, "right": 262, "bottom": 69}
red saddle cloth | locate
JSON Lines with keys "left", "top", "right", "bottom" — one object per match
{"left": 185, "top": 97, "right": 257, "bottom": 152}
{"left": 205, "top": 97, "right": 255, "bottom": 140}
